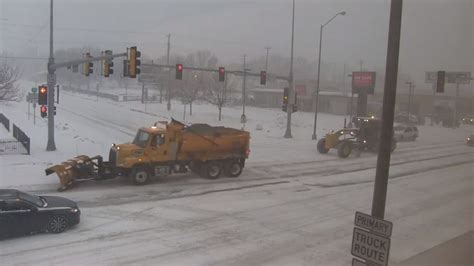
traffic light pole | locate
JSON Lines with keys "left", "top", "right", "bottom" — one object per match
{"left": 45, "top": 0, "right": 126, "bottom": 151}
{"left": 46, "top": 0, "right": 56, "bottom": 151}
{"left": 371, "top": 0, "right": 403, "bottom": 219}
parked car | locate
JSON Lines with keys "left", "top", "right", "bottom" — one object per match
{"left": 394, "top": 124, "right": 418, "bottom": 141}
{"left": 0, "top": 189, "right": 80, "bottom": 239}
{"left": 467, "top": 135, "right": 474, "bottom": 146}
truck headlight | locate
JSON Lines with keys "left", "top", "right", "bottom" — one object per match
{"left": 70, "top": 208, "right": 79, "bottom": 213}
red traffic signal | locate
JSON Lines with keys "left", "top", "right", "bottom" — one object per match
{"left": 260, "top": 71, "right": 267, "bottom": 85}
{"left": 176, "top": 64, "right": 183, "bottom": 80}
{"left": 38, "top": 85, "right": 48, "bottom": 105}
{"left": 218, "top": 67, "right": 225, "bottom": 82}
{"left": 40, "top": 105, "right": 47, "bottom": 118}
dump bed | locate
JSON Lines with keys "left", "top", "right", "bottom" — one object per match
{"left": 176, "top": 123, "right": 250, "bottom": 161}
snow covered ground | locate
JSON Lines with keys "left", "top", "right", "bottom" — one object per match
{"left": 0, "top": 80, "right": 473, "bottom": 265}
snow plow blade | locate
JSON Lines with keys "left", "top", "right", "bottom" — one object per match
{"left": 45, "top": 155, "right": 97, "bottom": 192}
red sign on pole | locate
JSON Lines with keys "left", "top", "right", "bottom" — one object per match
{"left": 352, "top": 72, "right": 376, "bottom": 94}
{"left": 294, "top": 84, "right": 307, "bottom": 96}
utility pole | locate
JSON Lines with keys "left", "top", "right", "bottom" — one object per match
{"left": 454, "top": 81, "right": 460, "bottom": 128}
{"left": 166, "top": 34, "right": 171, "bottom": 111}
{"left": 264, "top": 46, "right": 271, "bottom": 71}
{"left": 242, "top": 54, "right": 247, "bottom": 121}
{"left": 405, "top": 81, "right": 414, "bottom": 120}
{"left": 360, "top": 60, "right": 363, "bottom": 71}
{"left": 431, "top": 82, "right": 436, "bottom": 125}
{"left": 371, "top": 0, "right": 403, "bottom": 219}
{"left": 46, "top": 0, "right": 56, "bottom": 151}
{"left": 284, "top": 0, "right": 295, "bottom": 139}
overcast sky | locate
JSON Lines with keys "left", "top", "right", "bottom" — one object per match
{"left": 1, "top": 0, "right": 473, "bottom": 92}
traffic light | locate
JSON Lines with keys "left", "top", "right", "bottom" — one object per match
{"left": 103, "top": 50, "right": 114, "bottom": 78}
{"left": 436, "top": 71, "right": 445, "bottom": 93}
{"left": 38, "top": 85, "right": 48, "bottom": 105}
{"left": 40, "top": 105, "right": 47, "bottom": 118}
{"left": 128, "top": 46, "right": 141, "bottom": 78}
{"left": 218, "top": 67, "right": 225, "bottom": 82}
{"left": 83, "top": 52, "right": 93, "bottom": 76}
{"left": 282, "top": 87, "right": 289, "bottom": 111}
{"left": 260, "top": 71, "right": 267, "bottom": 85}
{"left": 54, "top": 106, "right": 57, "bottom": 116}
{"left": 176, "top": 64, "right": 183, "bottom": 80}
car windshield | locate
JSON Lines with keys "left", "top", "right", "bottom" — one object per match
{"left": 18, "top": 191, "right": 44, "bottom": 207}
{"left": 132, "top": 130, "right": 150, "bottom": 148}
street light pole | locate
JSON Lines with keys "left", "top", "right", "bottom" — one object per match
{"left": 405, "top": 81, "right": 414, "bottom": 120}
{"left": 264, "top": 47, "right": 271, "bottom": 71}
{"left": 311, "top": 11, "right": 346, "bottom": 140}
{"left": 284, "top": 0, "right": 296, "bottom": 139}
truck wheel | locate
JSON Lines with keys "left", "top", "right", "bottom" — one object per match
{"left": 203, "top": 161, "right": 222, "bottom": 179}
{"left": 317, "top": 138, "right": 330, "bottom": 154}
{"left": 225, "top": 161, "right": 243, "bottom": 177}
{"left": 130, "top": 167, "right": 150, "bottom": 185}
{"left": 337, "top": 141, "right": 352, "bottom": 158}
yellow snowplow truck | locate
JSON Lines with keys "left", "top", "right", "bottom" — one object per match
{"left": 46, "top": 120, "right": 250, "bottom": 191}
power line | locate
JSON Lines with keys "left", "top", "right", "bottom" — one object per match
{"left": 1, "top": 21, "right": 283, "bottom": 51}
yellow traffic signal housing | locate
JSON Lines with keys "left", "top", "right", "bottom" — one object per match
{"left": 103, "top": 50, "right": 114, "bottom": 78}
{"left": 83, "top": 52, "right": 93, "bottom": 76}
{"left": 128, "top": 46, "right": 141, "bottom": 78}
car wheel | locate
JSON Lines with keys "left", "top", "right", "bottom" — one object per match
{"left": 337, "top": 141, "right": 352, "bottom": 158}
{"left": 203, "top": 161, "right": 222, "bottom": 179}
{"left": 130, "top": 167, "right": 150, "bottom": 185}
{"left": 317, "top": 138, "right": 330, "bottom": 154}
{"left": 47, "top": 216, "right": 68, "bottom": 234}
{"left": 225, "top": 161, "right": 243, "bottom": 177}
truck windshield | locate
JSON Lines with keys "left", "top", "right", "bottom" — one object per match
{"left": 133, "top": 130, "right": 150, "bottom": 148}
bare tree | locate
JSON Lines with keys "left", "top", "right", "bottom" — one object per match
{"left": 175, "top": 50, "right": 221, "bottom": 115}
{"left": 205, "top": 73, "right": 237, "bottom": 121}
{"left": 0, "top": 58, "right": 21, "bottom": 101}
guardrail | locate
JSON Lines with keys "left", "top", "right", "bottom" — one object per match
{"left": 0, "top": 113, "right": 30, "bottom": 155}
{"left": 12, "top": 124, "right": 30, "bottom": 155}
{"left": 0, "top": 113, "right": 9, "bottom": 131}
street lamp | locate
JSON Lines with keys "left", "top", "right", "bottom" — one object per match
{"left": 312, "top": 11, "right": 346, "bottom": 140}
{"left": 405, "top": 81, "right": 415, "bottom": 121}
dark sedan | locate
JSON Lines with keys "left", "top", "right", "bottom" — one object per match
{"left": 0, "top": 189, "right": 80, "bottom": 239}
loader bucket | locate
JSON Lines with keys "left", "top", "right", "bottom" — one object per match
{"left": 45, "top": 155, "right": 93, "bottom": 192}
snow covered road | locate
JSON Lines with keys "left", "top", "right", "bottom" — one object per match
{"left": 0, "top": 160, "right": 471, "bottom": 265}
{"left": 1, "top": 89, "right": 472, "bottom": 265}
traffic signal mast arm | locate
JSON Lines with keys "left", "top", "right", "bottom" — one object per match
{"left": 140, "top": 63, "right": 290, "bottom": 81}
{"left": 49, "top": 52, "right": 128, "bottom": 71}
